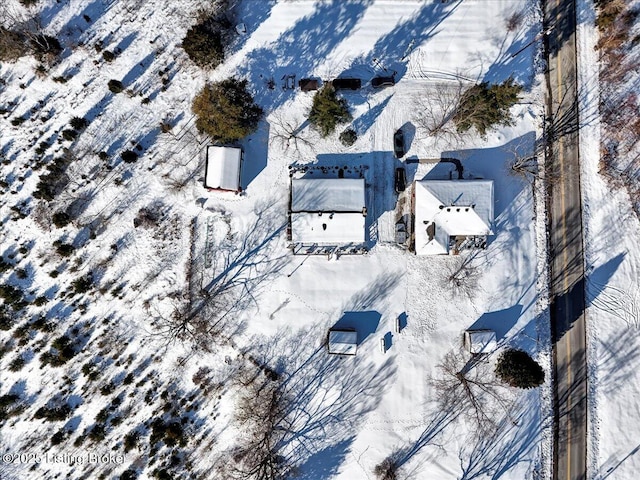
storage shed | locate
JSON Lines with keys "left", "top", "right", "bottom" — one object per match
{"left": 204, "top": 146, "right": 243, "bottom": 192}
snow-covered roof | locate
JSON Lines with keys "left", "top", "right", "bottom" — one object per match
{"left": 328, "top": 330, "right": 358, "bottom": 355}
{"left": 291, "top": 212, "right": 365, "bottom": 244}
{"left": 204, "top": 146, "right": 242, "bottom": 192}
{"left": 464, "top": 329, "right": 497, "bottom": 354}
{"left": 414, "top": 180, "right": 494, "bottom": 255}
{"left": 291, "top": 178, "right": 365, "bottom": 212}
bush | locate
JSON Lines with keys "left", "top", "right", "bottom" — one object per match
{"left": 182, "top": 22, "right": 225, "bottom": 69}
{"left": 495, "top": 348, "right": 545, "bottom": 389}
{"left": 62, "top": 129, "right": 78, "bottom": 141}
{"left": 339, "top": 128, "right": 357, "bottom": 146}
{"left": 69, "top": 117, "right": 89, "bottom": 130}
{"left": 102, "top": 50, "right": 115, "bottom": 62}
{"left": 374, "top": 458, "right": 398, "bottom": 480}
{"left": 121, "top": 150, "right": 138, "bottom": 163}
{"left": 0, "top": 27, "right": 28, "bottom": 62}
{"left": 453, "top": 79, "right": 522, "bottom": 136}
{"left": 71, "top": 274, "right": 93, "bottom": 295}
{"left": 120, "top": 469, "right": 138, "bottom": 480}
{"left": 0, "top": 285, "right": 23, "bottom": 305}
{"left": 150, "top": 418, "right": 186, "bottom": 447}
{"left": 108, "top": 79, "right": 125, "bottom": 94}
{"left": 55, "top": 243, "right": 75, "bottom": 257}
{"left": 309, "top": 84, "right": 352, "bottom": 137}
{"left": 192, "top": 78, "right": 263, "bottom": 142}
{"left": 124, "top": 431, "right": 140, "bottom": 452}
{"left": 52, "top": 211, "right": 71, "bottom": 228}
{"left": 30, "top": 35, "right": 62, "bottom": 58}
{"left": 34, "top": 403, "right": 72, "bottom": 422}
{"left": 20, "top": 0, "right": 40, "bottom": 6}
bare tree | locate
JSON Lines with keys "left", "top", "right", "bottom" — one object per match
{"left": 223, "top": 366, "right": 296, "bottom": 480}
{"left": 415, "top": 81, "right": 468, "bottom": 146}
{"left": 432, "top": 348, "right": 516, "bottom": 433}
{"left": 269, "top": 112, "right": 313, "bottom": 154}
{"left": 443, "top": 255, "right": 480, "bottom": 299}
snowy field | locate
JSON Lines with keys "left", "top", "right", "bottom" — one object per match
{"left": 577, "top": 1, "right": 640, "bottom": 479}
{"left": 0, "top": 0, "right": 553, "bottom": 479}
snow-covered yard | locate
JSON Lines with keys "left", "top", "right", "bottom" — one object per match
{"left": 0, "top": 0, "right": 555, "bottom": 479}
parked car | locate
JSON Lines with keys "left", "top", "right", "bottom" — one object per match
{"left": 395, "top": 221, "right": 407, "bottom": 244}
{"left": 394, "top": 129, "right": 405, "bottom": 158}
{"left": 372, "top": 76, "right": 395, "bottom": 88}
{"left": 332, "top": 78, "right": 362, "bottom": 90}
{"left": 395, "top": 167, "right": 406, "bottom": 194}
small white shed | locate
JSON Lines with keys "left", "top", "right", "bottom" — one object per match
{"left": 204, "top": 146, "right": 243, "bottom": 192}
{"left": 328, "top": 329, "right": 358, "bottom": 355}
{"left": 464, "top": 329, "right": 497, "bottom": 355}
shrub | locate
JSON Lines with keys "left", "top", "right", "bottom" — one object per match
{"left": 30, "top": 35, "right": 62, "bottom": 58}
{"left": 71, "top": 274, "right": 93, "bottom": 295}
{"left": 339, "top": 128, "right": 357, "bottom": 146}
{"left": 51, "top": 429, "right": 66, "bottom": 445}
{"left": 69, "top": 117, "right": 89, "bottom": 130}
{"left": 495, "top": 348, "right": 545, "bottom": 389}
{"left": 0, "top": 285, "right": 23, "bottom": 305}
{"left": 124, "top": 431, "right": 140, "bottom": 452}
{"left": 0, "top": 307, "right": 14, "bottom": 330}
{"left": 0, "top": 27, "right": 28, "bottom": 62}
{"left": 102, "top": 50, "right": 115, "bottom": 62}
{"left": 52, "top": 211, "right": 71, "bottom": 228}
{"left": 150, "top": 418, "right": 186, "bottom": 447}
{"left": 55, "top": 243, "right": 75, "bottom": 257}
{"left": 192, "top": 78, "right": 263, "bottom": 142}
{"left": 120, "top": 469, "right": 138, "bottom": 480}
{"left": 182, "top": 22, "right": 225, "bottom": 69}
{"left": 121, "top": 150, "right": 138, "bottom": 163}
{"left": 41, "top": 335, "right": 77, "bottom": 366}
{"left": 89, "top": 423, "right": 106, "bottom": 442}
{"left": 20, "top": 0, "right": 40, "bottom": 6}
{"left": 34, "top": 403, "right": 72, "bottom": 422}
{"left": 61, "top": 128, "right": 78, "bottom": 141}
{"left": 8, "top": 356, "right": 25, "bottom": 371}
{"left": 374, "top": 458, "right": 398, "bottom": 480}
{"left": 108, "top": 79, "right": 125, "bottom": 94}
{"left": 11, "top": 117, "right": 26, "bottom": 127}
{"left": 309, "top": 84, "right": 352, "bottom": 137}
{"left": 453, "top": 79, "right": 522, "bottom": 136}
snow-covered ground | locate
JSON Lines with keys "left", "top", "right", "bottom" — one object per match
{"left": 577, "top": 1, "right": 640, "bottom": 479}
{"left": 0, "top": 0, "right": 554, "bottom": 478}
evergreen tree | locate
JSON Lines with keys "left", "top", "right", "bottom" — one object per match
{"left": 308, "top": 84, "right": 352, "bottom": 137}
{"left": 182, "top": 21, "right": 225, "bottom": 69}
{"left": 453, "top": 79, "right": 522, "bottom": 135}
{"left": 192, "top": 78, "right": 263, "bottom": 142}
{"left": 495, "top": 348, "right": 545, "bottom": 389}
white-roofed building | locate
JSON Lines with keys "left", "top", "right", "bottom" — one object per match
{"left": 327, "top": 329, "right": 358, "bottom": 355}
{"left": 290, "top": 178, "right": 367, "bottom": 250}
{"left": 204, "top": 146, "right": 243, "bottom": 192}
{"left": 464, "top": 329, "right": 497, "bottom": 355}
{"left": 414, "top": 180, "right": 494, "bottom": 255}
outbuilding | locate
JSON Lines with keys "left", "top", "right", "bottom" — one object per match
{"left": 464, "top": 329, "right": 497, "bottom": 355}
{"left": 327, "top": 329, "right": 358, "bottom": 355}
{"left": 204, "top": 145, "right": 243, "bottom": 192}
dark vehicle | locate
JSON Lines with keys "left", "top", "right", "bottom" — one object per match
{"left": 394, "top": 129, "right": 405, "bottom": 158}
{"left": 395, "top": 167, "right": 406, "bottom": 194}
{"left": 299, "top": 78, "right": 319, "bottom": 91}
{"left": 372, "top": 76, "right": 395, "bottom": 88}
{"left": 332, "top": 78, "right": 362, "bottom": 90}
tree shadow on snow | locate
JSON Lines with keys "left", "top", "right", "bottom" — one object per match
{"left": 249, "top": 323, "right": 397, "bottom": 479}
{"left": 237, "top": 0, "right": 375, "bottom": 112}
